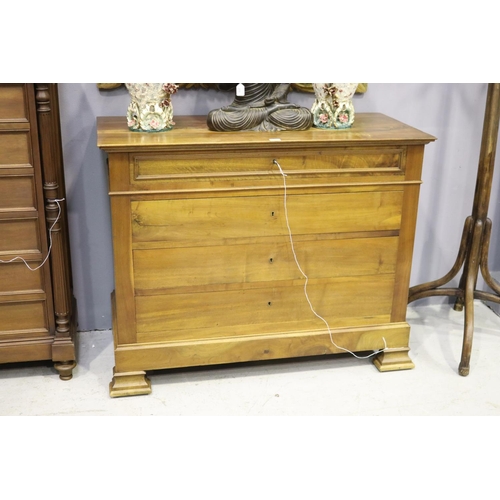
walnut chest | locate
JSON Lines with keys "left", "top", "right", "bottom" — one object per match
{"left": 97, "top": 114, "right": 435, "bottom": 397}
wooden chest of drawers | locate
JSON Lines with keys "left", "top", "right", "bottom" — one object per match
{"left": 0, "top": 84, "right": 76, "bottom": 379}
{"left": 97, "top": 114, "right": 435, "bottom": 397}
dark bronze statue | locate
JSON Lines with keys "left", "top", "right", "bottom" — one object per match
{"left": 207, "top": 83, "right": 313, "bottom": 132}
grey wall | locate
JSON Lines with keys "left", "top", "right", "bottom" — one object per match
{"left": 57, "top": 83, "right": 500, "bottom": 331}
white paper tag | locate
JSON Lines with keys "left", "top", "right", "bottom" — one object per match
{"left": 236, "top": 83, "right": 245, "bottom": 97}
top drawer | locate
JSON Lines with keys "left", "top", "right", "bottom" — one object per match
{"left": 132, "top": 148, "right": 405, "bottom": 178}
{"left": 108, "top": 147, "right": 409, "bottom": 194}
{"left": 0, "top": 84, "right": 28, "bottom": 123}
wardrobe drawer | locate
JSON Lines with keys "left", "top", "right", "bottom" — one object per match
{"left": 0, "top": 174, "right": 36, "bottom": 211}
{"left": 0, "top": 84, "right": 28, "bottom": 122}
{"left": 0, "top": 132, "right": 31, "bottom": 166}
{"left": 0, "top": 218, "right": 40, "bottom": 253}
{"left": 133, "top": 236, "right": 399, "bottom": 292}
{"left": 131, "top": 191, "right": 403, "bottom": 246}
{"left": 0, "top": 261, "right": 43, "bottom": 294}
{"left": 0, "top": 300, "right": 47, "bottom": 334}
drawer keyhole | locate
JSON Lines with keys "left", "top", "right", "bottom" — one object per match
{"left": 268, "top": 301, "right": 272, "bottom": 306}
{"left": 269, "top": 258, "right": 274, "bottom": 263}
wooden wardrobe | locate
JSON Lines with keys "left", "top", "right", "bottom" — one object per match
{"left": 0, "top": 83, "right": 77, "bottom": 379}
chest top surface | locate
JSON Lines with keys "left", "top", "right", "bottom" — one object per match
{"left": 97, "top": 113, "right": 436, "bottom": 153}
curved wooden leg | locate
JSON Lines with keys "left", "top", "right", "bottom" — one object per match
{"left": 409, "top": 217, "right": 472, "bottom": 304}
{"left": 453, "top": 295, "right": 465, "bottom": 312}
{"left": 459, "top": 305, "right": 473, "bottom": 376}
{"left": 54, "top": 360, "right": 77, "bottom": 380}
{"left": 109, "top": 368, "right": 152, "bottom": 397}
{"left": 453, "top": 217, "right": 476, "bottom": 311}
{"left": 458, "top": 220, "right": 483, "bottom": 376}
{"left": 479, "top": 219, "right": 500, "bottom": 295}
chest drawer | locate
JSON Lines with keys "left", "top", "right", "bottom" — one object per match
{"left": 132, "top": 148, "right": 405, "bottom": 178}
{"left": 131, "top": 190, "right": 403, "bottom": 246}
{"left": 135, "top": 273, "right": 396, "bottom": 343}
{"left": 122, "top": 148, "right": 407, "bottom": 193}
{"left": 133, "top": 236, "right": 399, "bottom": 293}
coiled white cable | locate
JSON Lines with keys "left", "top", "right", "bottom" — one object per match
{"left": 0, "top": 198, "right": 65, "bottom": 271}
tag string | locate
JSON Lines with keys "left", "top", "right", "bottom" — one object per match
{"left": 272, "top": 160, "right": 387, "bottom": 359}
{"left": 0, "top": 198, "right": 65, "bottom": 271}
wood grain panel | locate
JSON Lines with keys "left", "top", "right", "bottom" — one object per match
{"left": 0, "top": 300, "right": 47, "bottom": 333}
{"left": 0, "top": 84, "right": 27, "bottom": 122}
{"left": 122, "top": 323, "right": 410, "bottom": 372}
{"left": 0, "top": 175, "right": 35, "bottom": 210}
{"left": 97, "top": 114, "right": 436, "bottom": 153}
{"left": 0, "top": 132, "right": 31, "bottom": 166}
{"left": 135, "top": 274, "right": 395, "bottom": 341}
{"left": 0, "top": 261, "right": 43, "bottom": 294}
{"left": 0, "top": 219, "right": 39, "bottom": 252}
{"left": 392, "top": 145, "right": 425, "bottom": 321}
{"left": 131, "top": 191, "right": 403, "bottom": 246}
{"left": 133, "top": 149, "right": 404, "bottom": 180}
{"left": 133, "top": 236, "right": 399, "bottom": 292}
{"left": 110, "top": 195, "right": 138, "bottom": 344}
{"left": 0, "top": 339, "right": 53, "bottom": 363}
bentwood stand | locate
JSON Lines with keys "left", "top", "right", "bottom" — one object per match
{"left": 408, "top": 83, "right": 500, "bottom": 376}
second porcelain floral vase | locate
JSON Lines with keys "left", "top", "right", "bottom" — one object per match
{"left": 311, "top": 83, "right": 358, "bottom": 129}
{"left": 125, "top": 83, "right": 178, "bottom": 132}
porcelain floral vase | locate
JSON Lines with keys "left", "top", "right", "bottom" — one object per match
{"left": 125, "top": 83, "right": 178, "bottom": 132}
{"left": 311, "top": 83, "right": 358, "bottom": 129}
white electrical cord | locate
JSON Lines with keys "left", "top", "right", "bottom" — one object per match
{"left": 272, "top": 160, "right": 387, "bottom": 359}
{"left": 0, "top": 198, "right": 65, "bottom": 271}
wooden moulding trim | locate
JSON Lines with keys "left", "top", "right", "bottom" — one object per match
{"left": 0, "top": 164, "right": 33, "bottom": 171}
{"left": 131, "top": 147, "right": 407, "bottom": 161}
{"left": 134, "top": 168, "right": 404, "bottom": 181}
{"left": 131, "top": 229, "right": 401, "bottom": 251}
{"left": 0, "top": 210, "right": 38, "bottom": 220}
{"left": 0, "top": 330, "right": 50, "bottom": 341}
{"left": 99, "top": 140, "right": 435, "bottom": 154}
{"left": 109, "top": 180, "right": 422, "bottom": 197}
{"left": 0, "top": 122, "right": 30, "bottom": 131}
{"left": 0, "top": 339, "right": 54, "bottom": 364}
{"left": 0, "top": 208, "right": 37, "bottom": 215}
{"left": 114, "top": 322, "right": 410, "bottom": 372}
{"left": 0, "top": 290, "right": 45, "bottom": 300}
{"left": 0, "top": 250, "right": 42, "bottom": 258}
